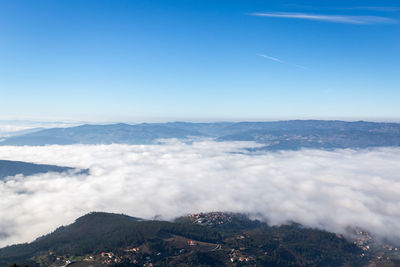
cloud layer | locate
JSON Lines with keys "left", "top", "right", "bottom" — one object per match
{"left": 250, "top": 12, "right": 397, "bottom": 24}
{"left": 1, "top": 141, "right": 400, "bottom": 247}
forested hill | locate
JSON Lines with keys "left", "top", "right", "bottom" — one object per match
{"left": 0, "top": 160, "right": 88, "bottom": 180}
{"left": 1, "top": 120, "right": 400, "bottom": 150}
{"left": 1, "top": 211, "right": 394, "bottom": 267}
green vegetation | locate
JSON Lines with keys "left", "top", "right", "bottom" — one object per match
{"left": 0, "top": 211, "right": 390, "bottom": 266}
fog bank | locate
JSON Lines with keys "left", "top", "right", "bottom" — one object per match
{"left": 1, "top": 141, "right": 400, "bottom": 247}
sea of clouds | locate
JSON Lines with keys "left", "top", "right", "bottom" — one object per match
{"left": 1, "top": 140, "right": 400, "bottom": 247}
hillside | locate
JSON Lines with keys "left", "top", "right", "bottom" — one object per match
{"left": 1, "top": 120, "right": 400, "bottom": 150}
{"left": 0, "top": 160, "right": 87, "bottom": 180}
{"left": 0, "top": 211, "right": 387, "bottom": 267}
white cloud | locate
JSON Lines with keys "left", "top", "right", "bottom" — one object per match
{"left": 257, "top": 54, "right": 283, "bottom": 63}
{"left": 257, "top": 54, "right": 307, "bottom": 69}
{"left": 250, "top": 12, "right": 397, "bottom": 24}
{"left": 1, "top": 142, "right": 400, "bottom": 247}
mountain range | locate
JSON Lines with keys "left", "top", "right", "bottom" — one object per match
{"left": 1, "top": 120, "right": 400, "bottom": 150}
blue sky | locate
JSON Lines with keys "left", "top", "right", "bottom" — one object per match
{"left": 0, "top": 0, "right": 399, "bottom": 122}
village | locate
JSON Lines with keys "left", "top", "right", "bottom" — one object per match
{"left": 187, "top": 212, "right": 234, "bottom": 226}
{"left": 48, "top": 246, "right": 152, "bottom": 266}
{"left": 350, "top": 228, "right": 400, "bottom": 262}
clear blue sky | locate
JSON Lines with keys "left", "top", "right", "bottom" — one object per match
{"left": 0, "top": 0, "right": 399, "bottom": 122}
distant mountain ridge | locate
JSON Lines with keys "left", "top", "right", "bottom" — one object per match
{"left": 1, "top": 120, "right": 400, "bottom": 150}
{"left": 0, "top": 160, "right": 88, "bottom": 180}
